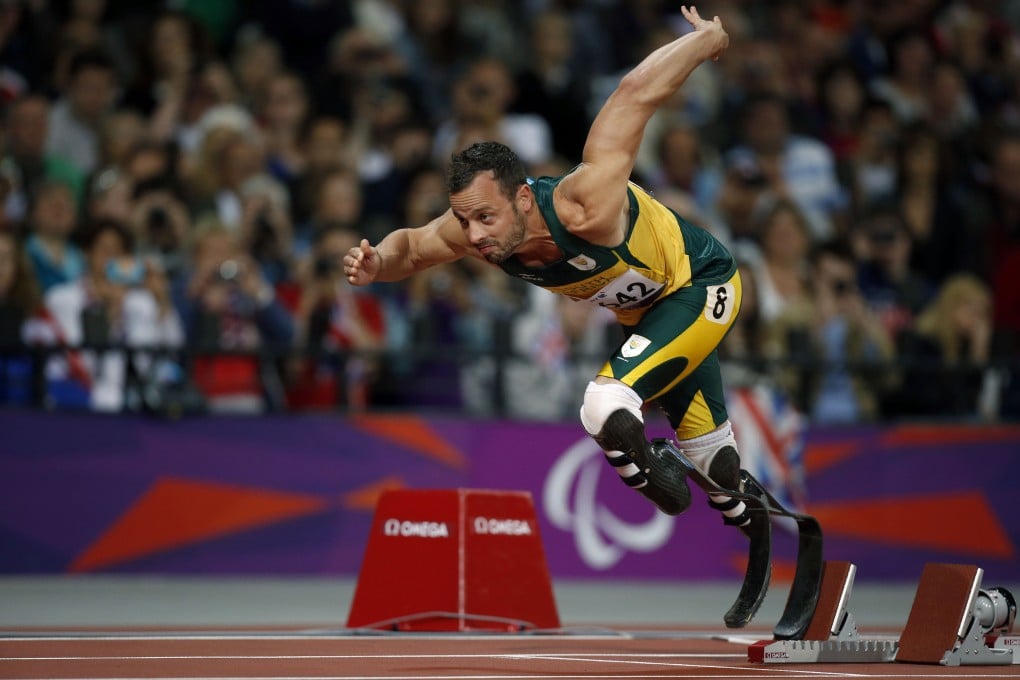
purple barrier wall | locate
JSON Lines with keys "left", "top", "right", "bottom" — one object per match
{"left": 1, "top": 410, "right": 1017, "bottom": 582}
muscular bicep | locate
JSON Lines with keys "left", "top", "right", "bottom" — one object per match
{"left": 558, "top": 80, "right": 650, "bottom": 238}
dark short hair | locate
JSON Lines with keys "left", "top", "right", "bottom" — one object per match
{"left": 68, "top": 48, "right": 117, "bottom": 81}
{"left": 82, "top": 219, "right": 135, "bottom": 254}
{"left": 447, "top": 141, "right": 526, "bottom": 201}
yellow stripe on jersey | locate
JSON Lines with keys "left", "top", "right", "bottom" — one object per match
{"left": 545, "top": 184, "right": 697, "bottom": 326}
{"left": 626, "top": 185, "right": 693, "bottom": 297}
{"left": 676, "top": 389, "right": 716, "bottom": 440}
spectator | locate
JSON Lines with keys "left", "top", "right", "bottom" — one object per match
{"left": 766, "top": 239, "right": 896, "bottom": 424}
{"left": 126, "top": 177, "right": 192, "bottom": 279}
{"left": 122, "top": 9, "right": 213, "bottom": 119}
{"left": 869, "top": 28, "right": 936, "bottom": 125}
{"left": 236, "top": 175, "right": 293, "bottom": 286}
{"left": 247, "top": 0, "right": 352, "bottom": 79}
{"left": 96, "top": 109, "right": 148, "bottom": 174}
{"left": 432, "top": 57, "right": 553, "bottom": 169}
{"left": 171, "top": 219, "right": 293, "bottom": 413}
{"left": 889, "top": 273, "right": 998, "bottom": 420}
{"left": 710, "top": 155, "right": 772, "bottom": 247}
{"left": 344, "top": 74, "right": 426, "bottom": 226}
{"left": 0, "top": 230, "right": 47, "bottom": 404}
{"left": 44, "top": 220, "right": 183, "bottom": 411}
{"left": 24, "top": 180, "right": 84, "bottom": 293}
{"left": 853, "top": 203, "right": 934, "bottom": 341}
{"left": 513, "top": 9, "right": 592, "bottom": 164}
{"left": 893, "top": 123, "right": 975, "bottom": 286}
{"left": 293, "top": 167, "right": 363, "bottom": 260}
{"left": 812, "top": 60, "right": 868, "bottom": 171}
{"left": 725, "top": 92, "right": 847, "bottom": 240}
{"left": 230, "top": 31, "right": 283, "bottom": 114}
{"left": 2, "top": 94, "right": 85, "bottom": 221}
{"left": 846, "top": 97, "right": 901, "bottom": 211}
{"left": 184, "top": 123, "right": 260, "bottom": 227}
{"left": 743, "top": 197, "right": 813, "bottom": 324}
{"left": 968, "top": 128, "right": 1020, "bottom": 357}
{"left": 644, "top": 121, "right": 723, "bottom": 227}
{"left": 46, "top": 49, "right": 120, "bottom": 175}
{"left": 314, "top": 26, "right": 408, "bottom": 123}
{"left": 485, "top": 286, "right": 617, "bottom": 421}
{"left": 926, "top": 59, "right": 979, "bottom": 149}
{"left": 259, "top": 71, "right": 311, "bottom": 187}
{"left": 286, "top": 224, "right": 388, "bottom": 411}
{"left": 391, "top": 0, "right": 480, "bottom": 123}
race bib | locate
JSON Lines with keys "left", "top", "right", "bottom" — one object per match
{"left": 703, "top": 283, "right": 735, "bottom": 325}
{"left": 587, "top": 269, "right": 665, "bottom": 310}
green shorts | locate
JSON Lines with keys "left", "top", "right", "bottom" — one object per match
{"left": 597, "top": 269, "right": 743, "bottom": 439}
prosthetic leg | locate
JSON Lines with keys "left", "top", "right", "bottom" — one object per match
{"left": 580, "top": 382, "right": 691, "bottom": 516}
{"left": 651, "top": 438, "right": 824, "bottom": 640}
{"left": 595, "top": 410, "right": 691, "bottom": 515}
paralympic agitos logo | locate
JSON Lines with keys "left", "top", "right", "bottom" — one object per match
{"left": 542, "top": 437, "right": 674, "bottom": 569}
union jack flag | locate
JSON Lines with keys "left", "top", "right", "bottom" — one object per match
{"left": 726, "top": 383, "right": 807, "bottom": 513}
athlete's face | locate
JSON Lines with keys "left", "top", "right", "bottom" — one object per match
{"left": 449, "top": 172, "right": 527, "bottom": 264}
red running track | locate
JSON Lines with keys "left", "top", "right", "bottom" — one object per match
{"left": 2, "top": 629, "right": 1019, "bottom": 679}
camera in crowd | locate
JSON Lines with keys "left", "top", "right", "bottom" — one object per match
{"left": 105, "top": 256, "right": 145, "bottom": 287}
{"left": 313, "top": 254, "right": 341, "bottom": 279}
{"left": 216, "top": 259, "right": 243, "bottom": 285}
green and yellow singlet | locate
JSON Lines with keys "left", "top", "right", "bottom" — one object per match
{"left": 499, "top": 175, "right": 735, "bottom": 326}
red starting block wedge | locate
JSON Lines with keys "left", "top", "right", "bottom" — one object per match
{"left": 346, "top": 488, "right": 560, "bottom": 632}
{"left": 897, "top": 563, "right": 1016, "bottom": 665}
{"left": 749, "top": 560, "right": 899, "bottom": 663}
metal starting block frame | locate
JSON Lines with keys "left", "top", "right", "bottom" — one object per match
{"left": 749, "top": 560, "right": 899, "bottom": 663}
{"left": 749, "top": 561, "right": 1017, "bottom": 665}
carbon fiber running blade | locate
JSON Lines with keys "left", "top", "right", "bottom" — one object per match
{"left": 724, "top": 504, "right": 772, "bottom": 628}
{"left": 651, "top": 440, "right": 774, "bottom": 629}
{"left": 773, "top": 514, "right": 823, "bottom": 639}
{"left": 745, "top": 472, "right": 825, "bottom": 640}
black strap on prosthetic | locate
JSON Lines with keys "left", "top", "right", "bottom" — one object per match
{"left": 594, "top": 410, "right": 691, "bottom": 516}
{"left": 650, "top": 438, "right": 823, "bottom": 641}
{"left": 603, "top": 451, "right": 647, "bottom": 488}
{"left": 708, "top": 496, "right": 752, "bottom": 527}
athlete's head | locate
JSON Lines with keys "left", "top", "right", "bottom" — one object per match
{"left": 447, "top": 141, "right": 530, "bottom": 264}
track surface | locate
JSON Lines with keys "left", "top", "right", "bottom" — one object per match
{"left": 2, "top": 629, "right": 1019, "bottom": 679}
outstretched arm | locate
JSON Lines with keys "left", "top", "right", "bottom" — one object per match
{"left": 344, "top": 209, "right": 469, "bottom": 285}
{"left": 558, "top": 6, "right": 728, "bottom": 242}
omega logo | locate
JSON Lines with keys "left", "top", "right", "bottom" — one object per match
{"left": 383, "top": 519, "right": 450, "bottom": 538}
{"left": 473, "top": 517, "right": 533, "bottom": 535}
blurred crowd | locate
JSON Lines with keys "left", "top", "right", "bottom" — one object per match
{"left": 0, "top": 0, "right": 1018, "bottom": 422}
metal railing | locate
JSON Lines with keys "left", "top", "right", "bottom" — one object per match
{"left": 0, "top": 336, "right": 1017, "bottom": 424}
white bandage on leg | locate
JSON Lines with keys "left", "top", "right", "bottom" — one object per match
{"left": 579, "top": 381, "right": 646, "bottom": 487}
{"left": 579, "top": 381, "right": 643, "bottom": 435}
{"left": 680, "top": 421, "right": 748, "bottom": 525}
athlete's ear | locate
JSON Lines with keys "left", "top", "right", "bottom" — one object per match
{"left": 516, "top": 183, "right": 533, "bottom": 212}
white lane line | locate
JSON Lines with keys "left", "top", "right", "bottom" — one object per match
{"left": 509, "top": 655, "right": 867, "bottom": 676}
{"left": 6, "top": 674, "right": 1020, "bottom": 680}
{"left": 0, "top": 634, "right": 628, "bottom": 642}
{"left": 0, "top": 653, "right": 745, "bottom": 661}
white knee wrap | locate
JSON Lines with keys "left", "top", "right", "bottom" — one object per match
{"left": 681, "top": 421, "right": 737, "bottom": 475}
{"left": 579, "top": 381, "right": 644, "bottom": 436}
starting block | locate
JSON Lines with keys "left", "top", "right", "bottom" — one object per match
{"left": 749, "top": 560, "right": 899, "bottom": 663}
{"left": 897, "top": 563, "right": 1016, "bottom": 665}
{"left": 749, "top": 561, "right": 1016, "bottom": 665}
{"left": 346, "top": 488, "right": 560, "bottom": 632}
